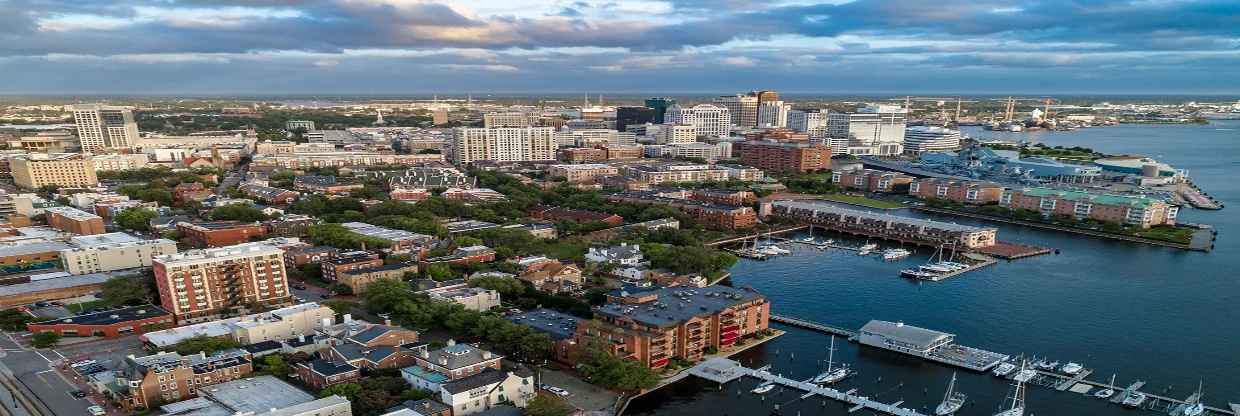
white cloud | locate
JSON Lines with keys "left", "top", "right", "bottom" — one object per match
{"left": 720, "top": 56, "right": 757, "bottom": 66}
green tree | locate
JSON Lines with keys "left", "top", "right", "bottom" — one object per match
{"left": 100, "top": 274, "right": 155, "bottom": 306}
{"left": 114, "top": 208, "right": 157, "bottom": 231}
{"left": 318, "top": 382, "right": 363, "bottom": 400}
{"left": 0, "top": 310, "right": 32, "bottom": 331}
{"left": 576, "top": 339, "right": 659, "bottom": 391}
{"left": 258, "top": 354, "right": 291, "bottom": 378}
{"left": 524, "top": 395, "right": 574, "bottom": 416}
{"left": 209, "top": 205, "right": 268, "bottom": 222}
{"left": 424, "top": 264, "right": 455, "bottom": 281}
{"left": 166, "top": 336, "right": 240, "bottom": 355}
{"left": 32, "top": 332, "right": 61, "bottom": 348}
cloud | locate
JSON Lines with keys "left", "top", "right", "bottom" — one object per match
{"left": 719, "top": 56, "right": 757, "bottom": 67}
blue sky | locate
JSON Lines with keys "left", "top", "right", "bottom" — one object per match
{"left": 1, "top": 0, "right": 1238, "bottom": 95}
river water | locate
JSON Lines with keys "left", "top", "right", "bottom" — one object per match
{"left": 627, "top": 120, "right": 1240, "bottom": 415}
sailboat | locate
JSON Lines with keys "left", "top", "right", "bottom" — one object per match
{"left": 935, "top": 372, "right": 967, "bottom": 415}
{"left": 813, "top": 335, "right": 852, "bottom": 385}
{"left": 1093, "top": 374, "right": 1117, "bottom": 399}
{"left": 1182, "top": 381, "right": 1205, "bottom": 416}
{"left": 994, "top": 363, "right": 1027, "bottom": 416}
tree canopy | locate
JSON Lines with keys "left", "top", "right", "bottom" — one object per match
{"left": 100, "top": 274, "right": 156, "bottom": 306}
{"left": 114, "top": 207, "right": 157, "bottom": 231}
{"left": 209, "top": 205, "right": 268, "bottom": 222}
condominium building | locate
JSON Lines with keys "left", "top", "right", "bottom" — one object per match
{"left": 152, "top": 242, "right": 292, "bottom": 322}
{"left": 831, "top": 168, "right": 915, "bottom": 193}
{"left": 547, "top": 164, "right": 619, "bottom": 183}
{"left": 664, "top": 104, "right": 731, "bottom": 138}
{"left": 734, "top": 141, "right": 832, "bottom": 174}
{"left": 72, "top": 104, "right": 139, "bottom": 152}
{"left": 909, "top": 179, "right": 1004, "bottom": 205}
{"left": 92, "top": 154, "right": 150, "bottom": 171}
{"left": 555, "top": 129, "right": 636, "bottom": 148}
{"left": 767, "top": 200, "right": 998, "bottom": 248}
{"left": 448, "top": 127, "right": 557, "bottom": 165}
{"left": 1000, "top": 187, "right": 1178, "bottom": 228}
{"left": 903, "top": 126, "right": 963, "bottom": 155}
{"left": 787, "top": 109, "right": 828, "bottom": 138}
{"left": 44, "top": 206, "right": 107, "bottom": 235}
{"left": 622, "top": 163, "right": 730, "bottom": 185}
{"left": 11, "top": 153, "right": 98, "bottom": 189}
{"left": 825, "top": 105, "right": 908, "bottom": 156}
{"left": 654, "top": 124, "right": 697, "bottom": 145}
{"left": 60, "top": 232, "right": 178, "bottom": 274}
{"left": 712, "top": 95, "right": 758, "bottom": 127}
{"left": 584, "top": 285, "right": 769, "bottom": 369}
{"left": 757, "top": 101, "right": 790, "bottom": 128}
{"left": 482, "top": 112, "right": 532, "bottom": 128}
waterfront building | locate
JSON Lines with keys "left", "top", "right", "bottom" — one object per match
{"left": 615, "top": 106, "right": 655, "bottom": 132}
{"left": 44, "top": 206, "right": 106, "bottom": 235}
{"left": 1093, "top": 156, "right": 1184, "bottom": 179}
{"left": 766, "top": 200, "right": 998, "bottom": 248}
{"left": 734, "top": 141, "right": 832, "bottom": 174}
{"left": 11, "top": 153, "right": 98, "bottom": 189}
{"left": 60, "top": 232, "right": 177, "bottom": 274}
{"left": 787, "top": 109, "right": 828, "bottom": 138}
{"left": 826, "top": 105, "right": 908, "bottom": 156}
{"left": 1000, "top": 187, "right": 1178, "bottom": 228}
{"left": 152, "top": 241, "right": 292, "bottom": 322}
{"left": 72, "top": 104, "right": 139, "bottom": 152}
{"left": 448, "top": 127, "right": 556, "bottom": 165}
{"left": 607, "top": 192, "right": 757, "bottom": 229}
{"left": 909, "top": 178, "right": 1004, "bottom": 205}
{"left": 644, "top": 97, "right": 676, "bottom": 123}
{"left": 713, "top": 94, "right": 759, "bottom": 127}
{"left": 832, "top": 168, "right": 914, "bottom": 193}
{"left": 903, "top": 126, "right": 963, "bottom": 155}
{"left": 665, "top": 104, "right": 731, "bottom": 138}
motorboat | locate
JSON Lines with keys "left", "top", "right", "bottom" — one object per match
{"left": 1060, "top": 362, "right": 1084, "bottom": 375}
{"left": 882, "top": 249, "right": 911, "bottom": 261}
{"left": 860, "top": 243, "right": 878, "bottom": 251}
{"left": 901, "top": 269, "right": 941, "bottom": 280}
{"left": 1034, "top": 359, "right": 1055, "bottom": 371}
{"left": 935, "top": 372, "right": 967, "bottom": 416}
{"left": 992, "top": 362, "right": 1017, "bottom": 377}
{"left": 993, "top": 371, "right": 1026, "bottom": 416}
{"left": 1122, "top": 391, "right": 1147, "bottom": 408}
{"left": 751, "top": 381, "right": 775, "bottom": 394}
{"left": 813, "top": 335, "right": 853, "bottom": 385}
{"left": 1093, "top": 374, "right": 1117, "bottom": 399}
{"left": 800, "top": 236, "right": 815, "bottom": 243}
{"left": 756, "top": 244, "right": 790, "bottom": 256}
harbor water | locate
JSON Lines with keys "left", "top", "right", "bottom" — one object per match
{"left": 626, "top": 120, "right": 1240, "bottom": 415}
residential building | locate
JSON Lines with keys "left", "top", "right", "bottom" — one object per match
{"left": 426, "top": 285, "right": 500, "bottom": 312}
{"left": 1000, "top": 187, "right": 1178, "bottom": 228}
{"left": 339, "top": 263, "right": 419, "bottom": 294}
{"left": 296, "top": 359, "right": 362, "bottom": 390}
{"left": 712, "top": 95, "right": 758, "bottom": 127}
{"left": 118, "top": 349, "right": 253, "bottom": 410}
{"left": 507, "top": 309, "right": 580, "bottom": 364}
{"left": 654, "top": 124, "right": 697, "bottom": 145}
{"left": 555, "top": 129, "right": 636, "bottom": 148}
{"left": 340, "top": 222, "right": 436, "bottom": 256}
{"left": 44, "top": 206, "right": 106, "bottom": 235}
{"left": 152, "top": 242, "right": 292, "bottom": 322}
{"left": 264, "top": 214, "right": 317, "bottom": 237}
{"left": 239, "top": 184, "right": 299, "bottom": 205}
{"left": 408, "top": 341, "right": 503, "bottom": 385}
{"left": 615, "top": 106, "right": 655, "bottom": 132}
{"left": 60, "top": 232, "right": 178, "bottom": 274}
{"left": 547, "top": 164, "right": 619, "bottom": 183}
{"left": 607, "top": 145, "right": 644, "bottom": 160}
{"left": 517, "top": 261, "right": 583, "bottom": 294}
{"left": 294, "top": 176, "right": 364, "bottom": 195}
{"left": 826, "top": 105, "right": 908, "bottom": 155}
{"left": 557, "top": 147, "right": 607, "bottom": 163}
{"left": 321, "top": 251, "right": 384, "bottom": 282}
{"left": 585, "top": 243, "right": 643, "bottom": 266}
{"left": 766, "top": 200, "right": 998, "bottom": 248}
{"left": 584, "top": 285, "right": 770, "bottom": 369}
{"left": 441, "top": 188, "right": 508, "bottom": 203}
{"left": 141, "top": 303, "right": 336, "bottom": 348}
{"left": 11, "top": 153, "right": 98, "bottom": 189}
{"left": 653, "top": 188, "right": 756, "bottom": 205}
{"left": 644, "top": 97, "right": 676, "bottom": 123}
{"left": 178, "top": 221, "right": 267, "bottom": 248}
{"left": 173, "top": 182, "right": 214, "bottom": 204}
{"left": 909, "top": 179, "right": 1004, "bottom": 205}
{"left": 437, "top": 368, "right": 535, "bottom": 415}
{"left": 157, "top": 376, "right": 347, "bottom": 416}
{"left": 831, "top": 168, "right": 915, "bottom": 193}
{"left": 622, "top": 163, "right": 730, "bottom": 185}
{"left": 421, "top": 246, "right": 495, "bottom": 268}
{"left": 661, "top": 142, "right": 728, "bottom": 162}
{"left": 387, "top": 399, "right": 449, "bottom": 416}
{"left": 664, "top": 104, "right": 731, "bottom": 138}
{"left": 283, "top": 245, "right": 338, "bottom": 269}
{"left": 249, "top": 153, "right": 443, "bottom": 170}
{"left": 72, "top": 104, "right": 139, "bottom": 152}
{"left": 607, "top": 193, "right": 758, "bottom": 229}
{"left": 482, "top": 112, "right": 532, "bottom": 128}
{"left": 903, "top": 126, "right": 963, "bottom": 155}
{"left": 734, "top": 141, "right": 832, "bottom": 174}
{"left": 527, "top": 206, "right": 623, "bottom": 226}
{"left": 286, "top": 120, "right": 316, "bottom": 131}
{"left": 448, "top": 127, "right": 556, "bottom": 166}
{"left": 757, "top": 100, "right": 790, "bottom": 128}
{"left": 387, "top": 167, "right": 473, "bottom": 190}
{"left": 256, "top": 141, "right": 297, "bottom": 155}
{"left": 315, "top": 323, "right": 421, "bottom": 373}
{"left": 27, "top": 305, "right": 173, "bottom": 338}
{"left": 92, "top": 154, "right": 149, "bottom": 171}
{"left": 787, "top": 109, "right": 828, "bottom": 137}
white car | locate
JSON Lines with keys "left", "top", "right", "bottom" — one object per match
{"left": 87, "top": 405, "right": 105, "bottom": 416}
{"left": 542, "top": 385, "right": 570, "bottom": 397}
{"left": 72, "top": 360, "right": 97, "bottom": 367}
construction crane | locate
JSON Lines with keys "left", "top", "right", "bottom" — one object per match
{"left": 893, "top": 96, "right": 979, "bottom": 125}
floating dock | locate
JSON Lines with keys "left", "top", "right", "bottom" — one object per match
{"left": 687, "top": 358, "right": 928, "bottom": 416}
{"left": 902, "top": 254, "right": 998, "bottom": 282}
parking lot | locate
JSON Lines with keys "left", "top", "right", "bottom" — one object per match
{"left": 537, "top": 368, "right": 620, "bottom": 412}
{"left": 0, "top": 331, "right": 146, "bottom": 416}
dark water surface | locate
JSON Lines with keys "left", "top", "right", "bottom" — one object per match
{"left": 627, "top": 121, "right": 1240, "bottom": 415}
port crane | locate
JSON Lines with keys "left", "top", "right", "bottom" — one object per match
{"left": 894, "top": 96, "right": 979, "bottom": 126}
{"left": 990, "top": 97, "right": 1057, "bottom": 123}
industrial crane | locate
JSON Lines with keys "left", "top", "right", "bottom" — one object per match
{"left": 893, "top": 96, "right": 979, "bottom": 126}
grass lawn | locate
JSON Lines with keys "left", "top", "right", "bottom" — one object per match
{"left": 62, "top": 299, "right": 114, "bottom": 314}
{"left": 818, "top": 194, "right": 905, "bottom": 209}
{"left": 1132, "top": 226, "right": 1194, "bottom": 244}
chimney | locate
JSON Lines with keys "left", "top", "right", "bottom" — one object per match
{"left": 343, "top": 314, "right": 353, "bottom": 323}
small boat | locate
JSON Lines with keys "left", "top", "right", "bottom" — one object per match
{"left": 994, "top": 370, "right": 1026, "bottom": 416}
{"left": 992, "top": 362, "right": 1016, "bottom": 377}
{"left": 1060, "top": 362, "right": 1083, "bottom": 375}
{"left": 920, "top": 264, "right": 955, "bottom": 273}
{"left": 859, "top": 242, "right": 878, "bottom": 251}
{"left": 1093, "top": 374, "right": 1117, "bottom": 399}
{"left": 1034, "top": 359, "right": 1055, "bottom": 370}
{"left": 1122, "top": 391, "right": 1147, "bottom": 408}
{"left": 935, "top": 372, "right": 967, "bottom": 416}
{"left": 939, "top": 261, "right": 969, "bottom": 270}
{"left": 800, "top": 236, "right": 815, "bottom": 243}
{"left": 813, "top": 335, "right": 853, "bottom": 385}
{"left": 751, "top": 381, "right": 775, "bottom": 394}
{"left": 1182, "top": 381, "right": 1205, "bottom": 416}
{"left": 882, "top": 249, "right": 911, "bottom": 261}
{"left": 901, "top": 269, "right": 941, "bottom": 280}
{"left": 1013, "top": 367, "right": 1037, "bottom": 383}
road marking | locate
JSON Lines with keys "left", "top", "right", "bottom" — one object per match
{"left": 52, "top": 350, "right": 65, "bottom": 360}
{"left": 32, "top": 351, "right": 50, "bottom": 363}
{"left": 35, "top": 370, "right": 53, "bottom": 375}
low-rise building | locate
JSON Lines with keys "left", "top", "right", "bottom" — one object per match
{"left": 607, "top": 193, "right": 758, "bottom": 229}
{"left": 424, "top": 285, "right": 500, "bottom": 312}
{"left": 27, "top": 305, "right": 173, "bottom": 338}
{"left": 909, "top": 179, "right": 1004, "bottom": 205}
{"left": 283, "top": 245, "right": 338, "bottom": 269}
{"left": 421, "top": 246, "right": 495, "bottom": 268}
{"left": 140, "top": 303, "right": 336, "bottom": 348}
{"left": 832, "top": 168, "right": 914, "bottom": 193}
{"left": 294, "top": 176, "right": 364, "bottom": 195}
{"left": 585, "top": 243, "right": 643, "bottom": 266}
{"left": 437, "top": 368, "right": 535, "bottom": 416}
{"left": 507, "top": 309, "right": 580, "bottom": 364}
{"left": 118, "top": 349, "right": 253, "bottom": 410}
{"left": 517, "top": 260, "right": 583, "bottom": 294}
{"left": 157, "top": 376, "right": 350, "bottom": 416}
{"left": 442, "top": 220, "right": 500, "bottom": 234}
{"left": 338, "top": 262, "right": 419, "bottom": 294}
{"left": 0, "top": 270, "right": 115, "bottom": 308}
{"left": 527, "top": 205, "right": 623, "bottom": 227}
{"left": 405, "top": 342, "right": 503, "bottom": 388}
{"left": 766, "top": 200, "right": 998, "bottom": 248}
{"left": 60, "top": 232, "right": 178, "bottom": 274}
{"left": 173, "top": 182, "right": 214, "bottom": 204}
{"left": 1000, "top": 187, "right": 1178, "bottom": 228}
{"left": 44, "top": 206, "right": 106, "bottom": 235}
{"left": 177, "top": 221, "right": 268, "bottom": 247}
{"left": 340, "top": 222, "right": 436, "bottom": 256}
{"left": 547, "top": 164, "right": 619, "bottom": 183}
{"left": 321, "top": 251, "right": 384, "bottom": 281}
{"left": 239, "top": 184, "right": 300, "bottom": 205}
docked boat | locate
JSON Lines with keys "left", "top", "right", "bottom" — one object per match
{"left": 882, "top": 248, "right": 911, "bottom": 261}
{"left": 1060, "top": 362, "right": 1083, "bottom": 375}
{"left": 1121, "top": 391, "right": 1147, "bottom": 408}
{"left": 935, "top": 372, "right": 967, "bottom": 416}
{"left": 1182, "top": 381, "right": 1205, "bottom": 416}
{"left": 859, "top": 243, "right": 878, "bottom": 251}
{"left": 900, "top": 269, "right": 941, "bottom": 280}
{"left": 920, "top": 264, "right": 955, "bottom": 273}
{"left": 813, "top": 335, "right": 853, "bottom": 385}
{"left": 1093, "top": 374, "right": 1117, "bottom": 399}
{"left": 800, "top": 236, "right": 815, "bottom": 243}
{"left": 939, "top": 261, "right": 969, "bottom": 270}
{"left": 994, "top": 371, "right": 1026, "bottom": 416}
{"left": 992, "top": 362, "right": 1017, "bottom": 377}
{"left": 1034, "top": 359, "right": 1055, "bottom": 371}
{"left": 1012, "top": 367, "right": 1037, "bottom": 383}
{"left": 756, "top": 244, "right": 790, "bottom": 256}
{"left": 751, "top": 381, "right": 775, "bottom": 394}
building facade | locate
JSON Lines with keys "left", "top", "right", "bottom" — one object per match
{"left": 734, "top": 141, "right": 832, "bottom": 174}
{"left": 11, "top": 153, "right": 98, "bottom": 189}
{"left": 152, "top": 242, "right": 292, "bottom": 322}
{"left": 832, "top": 168, "right": 915, "bottom": 193}
{"left": 826, "top": 105, "right": 908, "bottom": 156}
{"left": 664, "top": 104, "right": 731, "bottom": 138}
{"left": 73, "top": 104, "right": 140, "bottom": 152}
{"left": 44, "top": 206, "right": 107, "bottom": 235}
{"left": 909, "top": 179, "right": 1004, "bottom": 205}
{"left": 903, "top": 126, "right": 963, "bottom": 155}
{"left": 1000, "top": 187, "right": 1178, "bottom": 228}
{"left": 448, "top": 127, "right": 557, "bottom": 165}
{"left": 61, "top": 233, "right": 178, "bottom": 274}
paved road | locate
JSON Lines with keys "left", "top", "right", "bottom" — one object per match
{"left": 0, "top": 332, "right": 94, "bottom": 416}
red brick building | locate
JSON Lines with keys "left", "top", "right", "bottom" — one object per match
{"left": 44, "top": 206, "right": 106, "bottom": 235}
{"left": 153, "top": 242, "right": 291, "bottom": 322}
{"left": 734, "top": 141, "right": 832, "bottom": 174}
{"left": 27, "top": 305, "right": 173, "bottom": 338}
{"left": 177, "top": 221, "right": 267, "bottom": 247}
{"left": 607, "top": 193, "right": 757, "bottom": 230}
{"left": 558, "top": 147, "right": 608, "bottom": 163}
{"left": 832, "top": 168, "right": 914, "bottom": 193}
{"left": 173, "top": 182, "right": 214, "bottom": 204}
{"left": 909, "top": 178, "right": 1004, "bottom": 205}
{"left": 420, "top": 246, "right": 496, "bottom": 268}
{"left": 321, "top": 251, "right": 384, "bottom": 281}
{"left": 528, "top": 205, "right": 624, "bottom": 227}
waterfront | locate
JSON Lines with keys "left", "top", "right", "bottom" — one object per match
{"left": 627, "top": 121, "right": 1239, "bottom": 415}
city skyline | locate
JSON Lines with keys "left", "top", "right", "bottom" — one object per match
{"left": 1, "top": 0, "right": 1238, "bottom": 95}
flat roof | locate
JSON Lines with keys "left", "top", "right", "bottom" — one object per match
{"left": 44, "top": 206, "right": 102, "bottom": 221}
{"left": 0, "top": 270, "right": 127, "bottom": 298}
{"left": 340, "top": 222, "right": 433, "bottom": 242}
{"left": 860, "top": 320, "right": 953, "bottom": 350}
{"left": 1013, "top": 187, "right": 1164, "bottom": 208}
{"left": 32, "top": 304, "right": 169, "bottom": 326}
{"left": 0, "top": 241, "right": 73, "bottom": 258}
{"left": 596, "top": 285, "right": 764, "bottom": 329}
{"left": 68, "top": 232, "right": 143, "bottom": 247}
{"left": 507, "top": 309, "right": 579, "bottom": 340}
{"left": 198, "top": 375, "right": 315, "bottom": 415}
{"left": 771, "top": 200, "right": 994, "bottom": 233}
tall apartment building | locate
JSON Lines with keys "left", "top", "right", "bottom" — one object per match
{"left": 664, "top": 104, "right": 731, "bottom": 138}
{"left": 72, "top": 104, "right": 140, "bottom": 152}
{"left": 44, "top": 206, "right": 107, "bottom": 235}
{"left": 615, "top": 106, "right": 655, "bottom": 132}
{"left": 712, "top": 95, "right": 758, "bottom": 127}
{"left": 152, "top": 242, "right": 292, "bottom": 322}
{"left": 757, "top": 101, "right": 790, "bottom": 128}
{"left": 11, "top": 153, "right": 98, "bottom": 189}
{"left": 644, "top": 97, "right": 676, "bottom": 123}
{"left": 826, "top": 105, "right": 908, "bottom": 156}
{"left": 787, "top": 109, "right": 828, "bottom": 138}
{"left": 60, "top": 232, "right": 178, "bottom": 274}
{"left": 448, "top": 127, "right": 556, "bottom": 165}
{"left": 734, "top": 141, "right": 832, "bottom": 174}
{"left": 1000, "top": 187, "right": 1178, "bottom": 228}
{"left": 482, "top": 112, "right": 532, "bottom": 128}
{"left": 654, "top": 124, "right": 697, "bottom": 145}
{"left": 903, "top": 126, "right": 963, "bottom": 155}
{"left": 751, "top": 90, "right": 779, "bottom": 108}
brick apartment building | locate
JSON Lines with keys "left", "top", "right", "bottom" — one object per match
{"left": 321, "top": 251, "right": 384, "bottom": 281}
{"left": 173, "top": 182, "right": 214, "bottom": 204}
{"left": 832, "top": 168, "right": 914, "bottom": 193}
{"left": 1000, "top": 187, "right": 1178, "bottom": 228}
{"left": 338, "top": 262, "right": 419, "bottom": 294}
{"left": 119, "top": 349, "right": 254, "bottom": 410}
{"left": 239, "top": 184, "right": 300, "bottom": 205}
{"left": 607, "top": 193, "right": 757, "bottom": 229}
{"left": 547, "top": 164, "right": 620, "bottom": 183}
{"left": 27, "top": 305, "right": 173, "bottom": 338}
{"left": 44, "top": 206, "right": 106, "bottom": 235}
{"left": 734, "top": 141, "right": 832, "bottom": 174}
{"left": 152, "top": 242, "right": 292, "bottom": 322}
{"left": 909, "top": 178, "right": 1005, "bottom": 205}
{"left": 177, "top": 221, "right": 268, "bottom": 248}
{"left": 283, "top": 245, "right": 338, "bottom": 270}
{"left": 420, "top": 246, "right": 496, "bottom": 268}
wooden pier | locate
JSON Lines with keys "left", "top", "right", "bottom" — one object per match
{"left": 769, "top": 314, "right": 857, "bottom": 338}
{"left": 687, "top": 358, "right": 928, "bottom": 416}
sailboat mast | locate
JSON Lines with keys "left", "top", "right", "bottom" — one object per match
{"left": 942, "top": 372, "right": 956, "bottom": 403}
{"left": 826, "top": 335, "right": 836, "bottom": 371}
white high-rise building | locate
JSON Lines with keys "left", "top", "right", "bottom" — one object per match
{"left": 72, "top": 104, "right": 139, "bottom": 153}
{"left": 664, "top": 104, "right": 731, "bottom": 138}
{"left": 788, "top": 109, "right": 829, "bottom": 138}
{"left": 757, "top": 101, "right": 790, "bottom": 128}
{"left": 903, "top": 126, "right": 963, "bottom": 155}
{"left": 826, "top": 105, "right": 907, "bottom": 156}
{"left": 555, "top": 129, "right": 637, "bottom": 147}
{"left": 449, "top": 127, "right": 557, "bottom": 165}
{"left": 712, "top": 95, "right": 758, "bottom": 127}
{"left": 654, "top": 124, "right": 698, "bottom": 145}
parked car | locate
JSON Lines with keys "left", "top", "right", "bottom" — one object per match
{"left": 293, "top": 284, "right": 307, "bottom": 290}
{"left": 70, "top": 390, "right": 87, "bottom": 398}
{"left": 87, "top": 405, "right": 105, "bottom": 416}
{"left": 541, "top": 385, "right": 570, "bottom": 397}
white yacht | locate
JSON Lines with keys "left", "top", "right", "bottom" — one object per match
{"left": 920, "top": 263, "right": 955, "bottom": 273}
{"left": 751, "top": 381, "right": 775, "bottom": 394}
{"left": 992, "top": 362, "right": 1017, "bottom": 377}
{"left": 935, "top": 372, "right": 967, "bottom": 416}
{"left": 882, "top": 248, "right": 911, "bottom": 261}
{"left": 1182, "top": 381, "right": 1205, "bottom": 416}
{"left": 813, "top": 335, "right": 852, "bottom": 385}
{"left": 1093, "top": 374, "right": 1117, "bottom": 399}
{"left": 1013, "top": 367, "right": 1037, "bottom": 383}
{"left": 1060, "top": 362, "right": 1084, "bottom": 375}
{"left": 1122, "top": 391, "right": 1147, "bottom": 408}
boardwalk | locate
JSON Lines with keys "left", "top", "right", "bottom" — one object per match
{"left": 687, "top": 358, "right": 928, "bottom": 416}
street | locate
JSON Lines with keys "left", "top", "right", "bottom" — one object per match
{"left": 0, "top": 332, "right": 144, "bottom": 416}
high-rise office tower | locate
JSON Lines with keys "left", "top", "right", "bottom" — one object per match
{"left": 712, "top": 95, "right": 759, "bottom": 127}
{"left": 72, "top": 104, "right": 139, "bottom": 152}
{"left": 615, "top": 106, "right": 655, "bottom": 132}
{"left": 826, "top": 105, "right": 908, "bottom": 156}
{"left": 757, "top": 101, "right": 791, "bottom": 128}
{"left": 644, "top": 97, "right": 677, "bottom": 123}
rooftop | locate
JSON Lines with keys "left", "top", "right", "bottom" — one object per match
{"left": 341, "top": 222, "right": 433, "bottom": 243}
{"left": 44, "top": 206, "right": 102, "bottom": 221}
{"left": 596, "top": 285, "right": 764, "bottom": 329}
{"left": 443, "top": 220, "right": 500, "bottom": 234}
{"left": 507, "top": 309, "right": 579, "bottom": 340}
{"left": 154, "top": 241, "right": 283, "bottom": 265}
{"left": 1013, "top": 187, "right": 1166, "bottom": 208}
{"left": 771, "top": 200, "right": 995, "bottom": 233}
{"left": 0, "top": 269, "right": 123, "bottom": 297}
{"left": 0, "top": 240, "right": 74, "bottom": 258}
{"left": 860, "top": 320, "right": 953, "bottom": 350}
{"left": 67, "top": 232, "right": 143, "bottom": 247}
{"left": 32, "top": 304, "right": 169, "bottom": 326}
{"left": 423, "top": 342, "right": 501, "bottom": 370}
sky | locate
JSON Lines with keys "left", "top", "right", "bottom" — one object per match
{"left": 1, "top": 0, "right": 1238, "bottom": 95}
